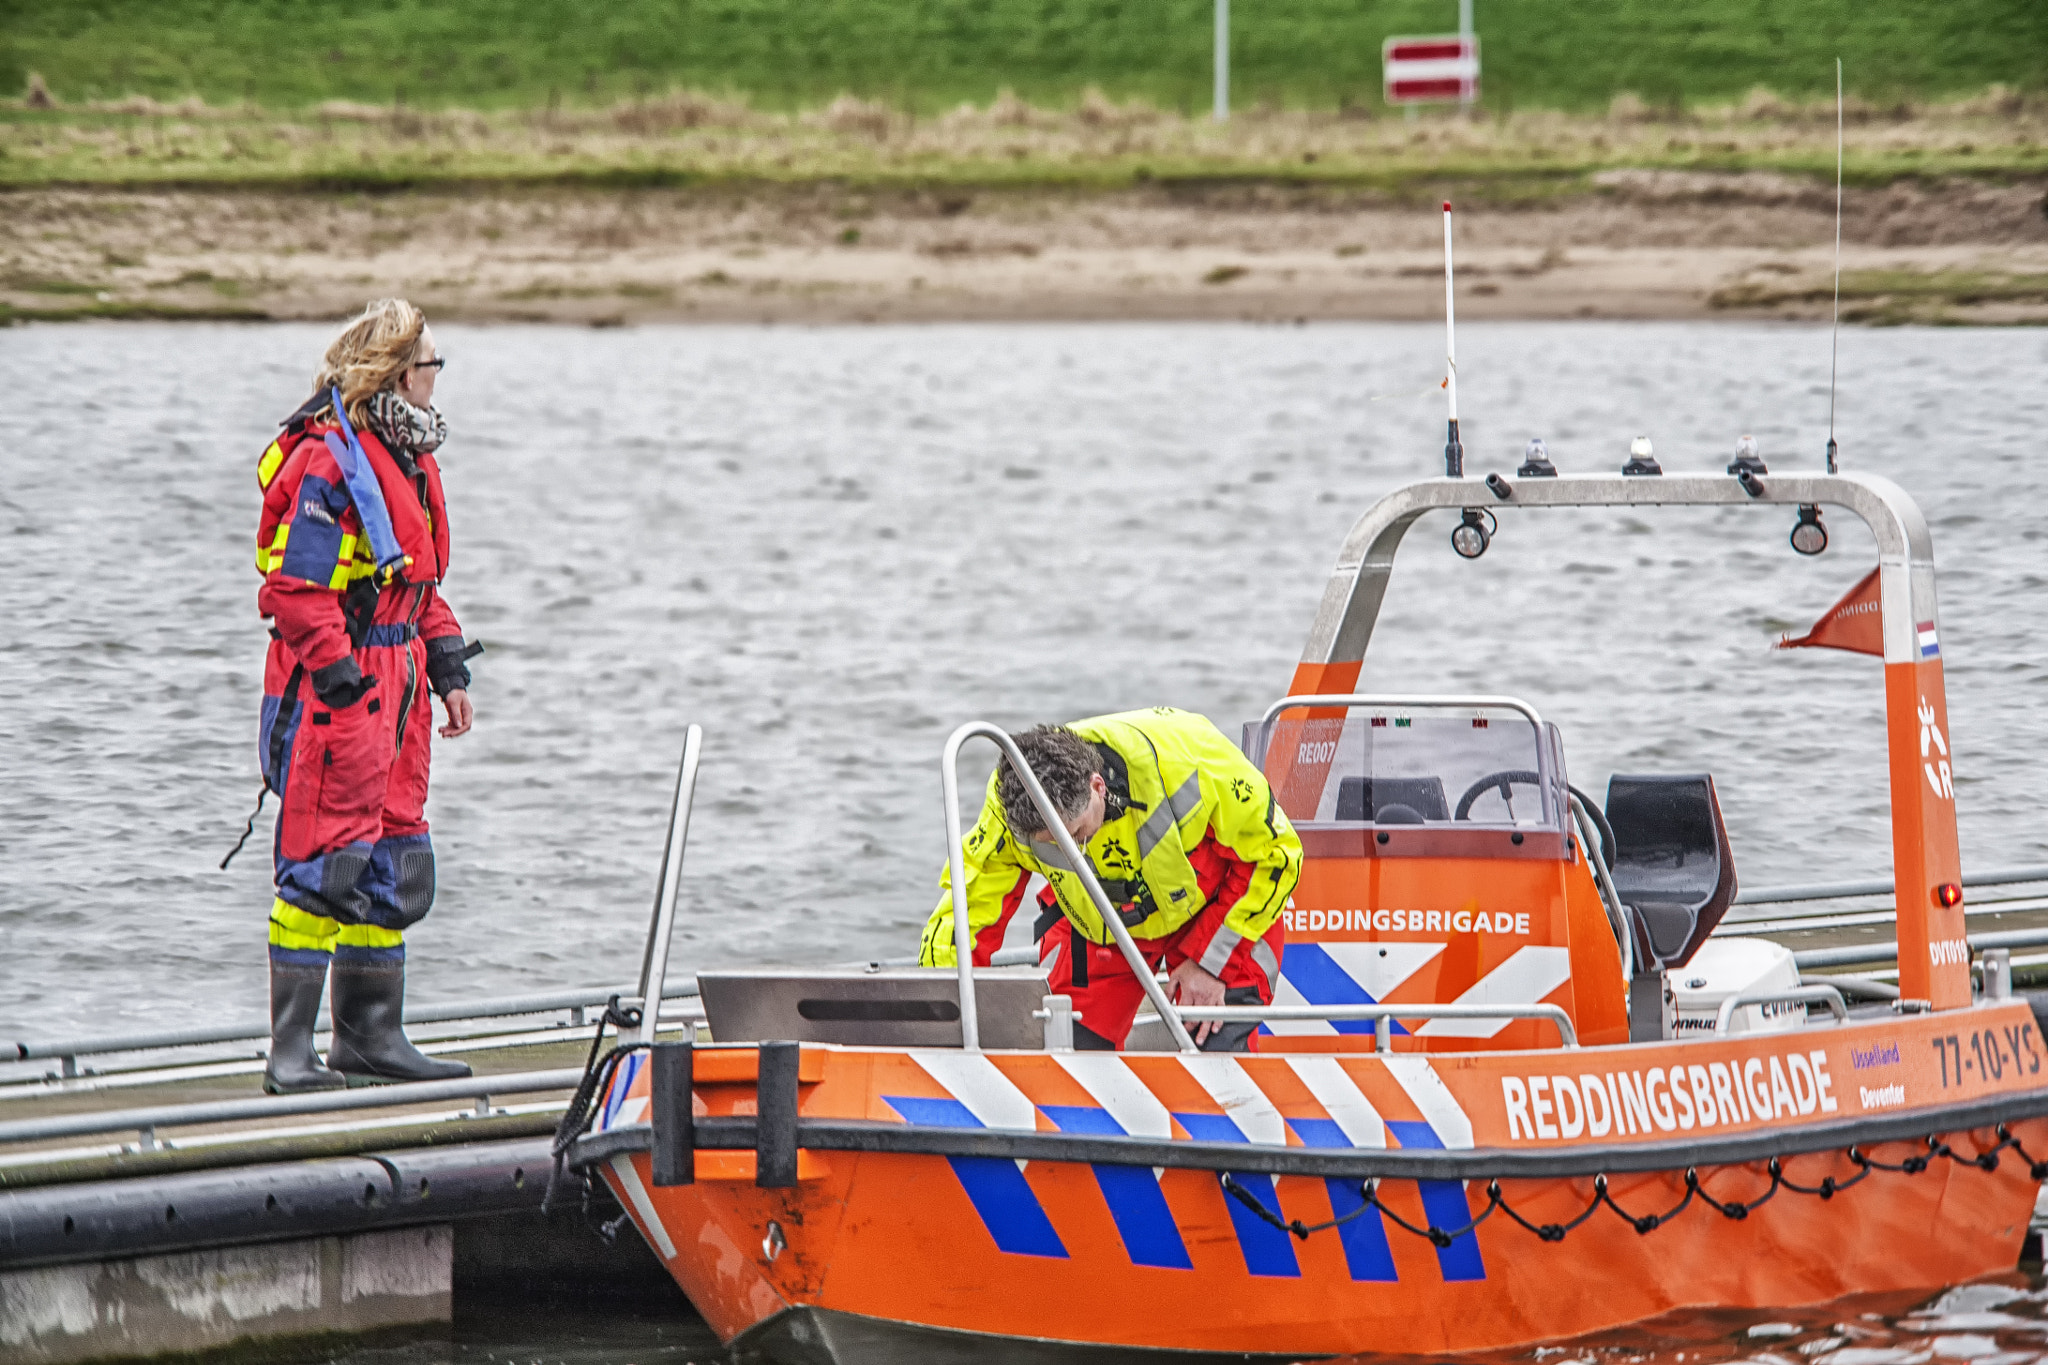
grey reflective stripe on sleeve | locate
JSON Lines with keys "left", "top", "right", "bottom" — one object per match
{"left": 1136, "top": 771, "right": 1204, "bottom": 858}
{"left": 1251, "top": 936, "right": 1280, "bottom": 987}
{"left": 1199, "top": 926, "right": 1242, "bottom": 978}
{"left": 1029, "top": 839, "right": 1076, "bottom": 872}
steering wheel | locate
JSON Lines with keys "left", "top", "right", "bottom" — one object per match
{"left": 1453, "top": 771, "right": 1615, "bottom": 868}
{"left": 1454, "top": 769, "right": 1542, "bottom": 821}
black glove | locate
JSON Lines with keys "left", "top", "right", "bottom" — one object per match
{"left": 424, "top": 635, "right": 480, "bottom": 698}
{"left": 311, "top": 657, "right": 378, "bottom": 709}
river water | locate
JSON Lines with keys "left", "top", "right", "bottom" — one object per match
{"left": 303, "top": 1274, "right": 2048, "bottom": 1364}
{"left": 2, "top": 320, "right": 2046, "bottom": 1040}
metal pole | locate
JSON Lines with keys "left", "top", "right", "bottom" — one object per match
{"left": 637, "top": 725, "right": 704, "bottom": 1045}
{"left": 941, "top": 722, "right": 1199, "bottom": 1053}
{"left": 1213, "top": 0, "right": 1229, "bottom": 122}
{"left": 1459, "top": 0, "right": 1472, "bottom": 38}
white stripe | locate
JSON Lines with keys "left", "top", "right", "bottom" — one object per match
{"left": 911, "top": 1052, "right": 1039, "bottom": 1131}
{"left": 1381, "top": 1057, "right": 1474, "bottom": 1149}
{"left": 1177, "top": 1056, "right": 1288, "bottom": 1146}
{"left": 1265, "top": 968, "right": 1336, "bottom": 1036}
{"left": 609, "top": 1155, "right": 678, "bottom": 1259}
{"left": 1321, "top": 941, "right": 1444, "bottom": 999}
{"left": 1286, "top": 1057, "right": 1387, "bottom": 1148}
{"left": 616, "top": 1095, "right": 649, "bottom": 1126}
{"left": 1053, "top": 1054, "right": 1175, "bottom": 1138}
{"left": 1384, "top": 57, "right": 1479, "bottom": 81}
{"left": 1414, "top": 945, "right": 1572, "bottom": 1038}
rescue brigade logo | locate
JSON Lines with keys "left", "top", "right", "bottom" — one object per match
{"left": 1501, "top": 1048, "right": 1840, "bottom": 1142}
{"left": 301, "top": 499, "right": 335, "bottom": 526}
{"left": 1919, "top": 698, "right": 1953, "bottom": 800}
{"left": 1230, "top": 777, "right": 1256, "bottom": 804}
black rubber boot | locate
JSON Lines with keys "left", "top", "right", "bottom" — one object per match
{"left": 264, "top": 959, "right": 348, "bottom": 1094}
{"left": 325, "top": 953, "right": 472, "bottom": 1085}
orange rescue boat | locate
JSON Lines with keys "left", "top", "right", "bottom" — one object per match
{"left": 564, "top": 463, "right": 2047, "bottom": 1364}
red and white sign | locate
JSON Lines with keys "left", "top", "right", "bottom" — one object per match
{"left": 1382, "top": 34, "right": 1480, "bottom": 105}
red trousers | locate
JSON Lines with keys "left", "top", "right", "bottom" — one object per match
{"left": 1037, "top": 906, "right": 1283, "bottom": 1052}
{"left": 262, "top": 628, "right": 436, "bottom": 936}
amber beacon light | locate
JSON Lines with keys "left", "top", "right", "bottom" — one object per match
{"left": 1935, "top": 882, "right": 1964, "bottom": 908}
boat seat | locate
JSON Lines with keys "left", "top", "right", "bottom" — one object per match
{"left": 1604, "top": 773, "right": 1737, "bottom": 970}
{"left": 1336, "top": 776, "right": 1450, "bottom": 824}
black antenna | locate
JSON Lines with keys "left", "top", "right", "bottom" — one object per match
{"left": 1442, "top": 201, "right": 1463, "bottom": 477}
{"left": 1826, "top": 58, "right": 1842, "bottom": 475}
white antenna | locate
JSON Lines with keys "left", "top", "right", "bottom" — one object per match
{"left": 1826, "top": 58, "right": 1843, "bottom": 474}
{"left": 1442, "top": 200, "right": 1463, "bottom": 477}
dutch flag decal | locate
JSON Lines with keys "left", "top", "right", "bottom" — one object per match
{"left": 1917, "top": 621, "right": 1940, "bottom": 659}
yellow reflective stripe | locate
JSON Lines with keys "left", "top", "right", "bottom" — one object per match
{"left": 336, "top": 923, "right": 404, "bottom": 950}
{"left": 268, "top": 898, "right": 339, "bottom": 953}
{"left": 257, "top": 440, "right": 285, "bottom": 489}
{"left": 322, "top": 533, "right": 364, "bottom": 590}
{"left": 258, "top": 524, "right": 290, "bottom": 574}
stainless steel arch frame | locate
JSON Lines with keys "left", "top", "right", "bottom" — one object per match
{"left": 1299, "top": 472, "right": 1937, "bottom": 669}
{"left": 1286, "top": 467, "right": 1970, "bottom": 1012}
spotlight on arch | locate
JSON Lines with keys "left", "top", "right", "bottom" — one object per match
{"left": 1790, "top": 504, "right": 1828, "bottom": 556}
{"left": 1451, "top": 508, "right": 1495, "bottom": 560}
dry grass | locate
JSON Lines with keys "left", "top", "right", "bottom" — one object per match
{"left": 2, "top": 85, "right": 2045, "bottom": 190}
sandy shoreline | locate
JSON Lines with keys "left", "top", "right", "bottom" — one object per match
{"left": 5, "top": 173, "right": 2047, "bottom": 325}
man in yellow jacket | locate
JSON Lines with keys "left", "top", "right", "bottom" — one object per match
{"left": 920, "top": 708, "right": 1300, "bottom": 1051}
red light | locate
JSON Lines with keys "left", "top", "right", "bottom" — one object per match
{"left": 1935, "top": 883, "right": 1964, "bottom": 908}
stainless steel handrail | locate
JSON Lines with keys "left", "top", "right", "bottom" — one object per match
{"left": 637, "top": 726, "right": 705, "bottom": 1046}
{"left": 1259, "top": 693, "right": 1545, "bottom": 730}
{"left": 6, "top": 982, "right": 705, "bottom": 1069}
{"left": 1714, "top": 985, "right": 1848, "bottom": 1034}
{"left": 1569, "top": 791, "right": 1634, "bottom": 981}
{"left": 941, "top": 722, "right": 1198, "bottom": 1054}
{"left": 1733, "top": 864, "right": 2048, "bottom": 906}
{"left": 1795, "top": 926, "right": 2048, "bottom": 971}
{"left": 1174, "top": 1002, "right": 1578, "bottom": 1048}
{"left": 0, "top": 1068, "right": 586, "bottom": 1147}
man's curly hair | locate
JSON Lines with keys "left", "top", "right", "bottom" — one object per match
{"left": 997, "top": 725, "right": 1100, "bottom": 836}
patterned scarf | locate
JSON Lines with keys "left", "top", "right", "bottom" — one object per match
{"left": 362, "top": 390, "right": 447, "bottom": 459}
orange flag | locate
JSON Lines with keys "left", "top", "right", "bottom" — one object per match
{"left": 1777, "top": 568, "right": 1882, "bottom": 656}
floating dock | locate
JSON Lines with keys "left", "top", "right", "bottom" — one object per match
{"left": 6, "top": 869, "right": 2048, "bottom": 1364}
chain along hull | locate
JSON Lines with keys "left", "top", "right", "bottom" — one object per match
{"left": 587, "top": 1001, "right": 2048, "bottom": 1361}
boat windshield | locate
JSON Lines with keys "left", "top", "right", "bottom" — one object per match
{"left": 1241, "top": 708, "right": 1568, "bottom": 831}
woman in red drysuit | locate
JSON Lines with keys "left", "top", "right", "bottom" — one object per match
{"left": 253, "top": 299, "right": 478, "bottom": 1092}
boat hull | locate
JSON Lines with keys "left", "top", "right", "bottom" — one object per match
{"left": 593, "top": 1003, "right": 2048, "bottom": 1360}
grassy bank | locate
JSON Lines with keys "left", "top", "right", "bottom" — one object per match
{"left": 4, "top": 91, "right": 2045, "bottom": 192}
{"left": 7, "top": 0, "right": 2047, "bottom": 115}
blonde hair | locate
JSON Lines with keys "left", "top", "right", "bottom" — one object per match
{"left": 314, "top": 298, "right": 428, "bottom": 430}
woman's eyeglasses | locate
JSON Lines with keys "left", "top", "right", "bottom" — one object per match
{"left": 411, "top": 357, "right": 447, "bottom": 372}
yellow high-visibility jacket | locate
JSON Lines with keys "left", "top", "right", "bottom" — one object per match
{"left": 919, "top": 708, "right": 1300, "bottom": 969}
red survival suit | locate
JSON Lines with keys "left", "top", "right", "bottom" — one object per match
{"left": 255, "top": 394, "right": 471, "bottom": 969}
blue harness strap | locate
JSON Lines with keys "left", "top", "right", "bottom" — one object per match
{"left": 320, "top": 387, "right": 409, "bottom": 583}
{"left": 361, "top": 623, "right": 418, "bottom": 648}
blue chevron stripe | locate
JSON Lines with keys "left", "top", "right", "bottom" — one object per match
{"left": 1039, "top": 1105, "right": 1193, "bottom": 1270}
{"left": 1281, "top": 943, "right": 1412, "bottom": 1036}
{"left": 1172, "top": 1112, "right": 1301, "bottom": 1278}
{"left": 1286, "top": 1116, "right": 1399, "bottom": 1281}
{"left": 1385, "top": 1120, "right": 1486, "bottom": 1281}
{"left": 883, "top": 1095, "right": 1068, "bottom": 1259}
